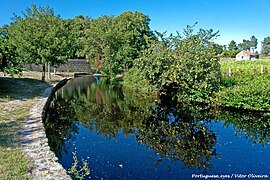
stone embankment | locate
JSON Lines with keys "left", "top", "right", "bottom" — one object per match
{"left": 20, "top": 79, "right": 71, "bottom": 180}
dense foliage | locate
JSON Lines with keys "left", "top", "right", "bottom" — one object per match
{"left": 215, "top": 59, "right": 270, "bottom": 111}
{"left": 7, "top": 4, "right": 72, "bottom": 80}
{"left": 64, "top": 15, "right": 91, "bottom": 59}
{"left": 81, "top": 11, "right": 155, "bottom": 76}
{"left": 227, "top": 40, "right": 238, "bottom": 51}
{"left": 238, "top": 35, "right": 258, "bottom": 51}
{"left": 261, "top": 36, "right": 270, "bottom": 56}
{"left": 0, "top": 30, "right": 22, "bottom": 74}
{"left": 124, "top": 27, "right": 221, "bottom": 102}
{"left": 220, "top": 50, "right": 240, "bottom": 58}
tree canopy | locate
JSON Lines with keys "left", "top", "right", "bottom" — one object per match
{"left": 124, "top": 26, "right": 221, "bottom": 102}
{"left": 0, "top": 27, "right": 22, "bottom": 74}
{"left": 228, "top": 40, "right": 238, "bottom": 51}
{"left": 261, "top": 36, "right": 270, "bottom": 55}
{"left": 82, "top": 11, "right": 155, "bottom": 76}
{"left": 238, "top": 35, "right": 258, "bottom": 52}
{"left": 7, "top": 4, "right": 72, "bottom": 80}
{"left": 64, "top": 15, "right": 91, "bottom": 59}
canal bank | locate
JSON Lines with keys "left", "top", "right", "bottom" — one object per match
{"left": 20, "top": 78, "right": 71, "bottom": 179}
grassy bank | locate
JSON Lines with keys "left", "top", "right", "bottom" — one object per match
{"left": 214, "top": 58, "right": 270, "bottom": 111}
{"left": 0, "top": 71, "right": 62, "bottom": 179}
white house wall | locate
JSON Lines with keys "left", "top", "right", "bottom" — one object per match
{"left": 236, "top": 51, "right": 250, "bottom": 61}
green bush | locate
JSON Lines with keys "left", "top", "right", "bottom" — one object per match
{"left": 215, "top": 76, "right": 270, "bottom": 110}
{"left": 123, "top": 67, "right": 158, "bottom": 95}
{"left": 220, "top": 50, "right": 240, "bottom": 58}
{"left": 125, "top": 28, "right": 221, "bottom": 103}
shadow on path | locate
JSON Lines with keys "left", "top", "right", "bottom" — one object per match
{"left": 0, "top": 77, "right": 51, "bottom": 100}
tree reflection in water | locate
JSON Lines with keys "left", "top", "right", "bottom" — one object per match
{"left": 44, "top": 76, "right": 270, "bottom": 173}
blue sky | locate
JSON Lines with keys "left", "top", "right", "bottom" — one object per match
{"left": 1, "top": 0, "right": 270, "bottom": 51}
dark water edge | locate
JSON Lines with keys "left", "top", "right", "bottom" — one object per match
{"left": 44, "top": 76, "right": 270, "bottom": 180}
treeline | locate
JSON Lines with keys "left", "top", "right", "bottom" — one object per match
{"left": 220, "top": 37, "right": 258, "bottom": 58}
{"left": 221, "top": 36, "right": 270, "bottom": 58}
{"left": 0, "top": 4, "right": 155, "bottom": 79}
{"left": 1, "top": 4, "right": 270, "bottom": 102}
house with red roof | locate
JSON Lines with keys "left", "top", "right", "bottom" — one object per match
{"left": 236, "top": 50, "right": 258, "bottom": 60}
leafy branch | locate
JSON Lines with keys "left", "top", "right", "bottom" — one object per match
{"left": 67, "top": 152, "right": 90, "bottom": 180}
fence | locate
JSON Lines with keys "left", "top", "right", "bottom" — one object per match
{"left": 222, "top": 64, "right": 269, "bottom": 77}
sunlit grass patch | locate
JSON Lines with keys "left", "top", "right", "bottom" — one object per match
{"left": 0, "top": 70, "right": 62, "bottom": 179}
{"left": 0, "top": 147, "right": 29, "bottom": 180}
{"left": 215, "top": 58, "right": 270, "bottom": 111}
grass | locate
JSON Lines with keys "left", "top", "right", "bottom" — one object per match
{"left": 0, "top": 70, "right": 64, "bottom": 179}
{"left": 214, "top": 58, "right": 270, "bottom": 111}
{"left": 220, "top": 58, "right": 270, "bottom": 83}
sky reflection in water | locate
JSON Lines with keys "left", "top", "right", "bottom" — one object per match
{"left": 44, "top": 77, "right": 270, "bottom": 180}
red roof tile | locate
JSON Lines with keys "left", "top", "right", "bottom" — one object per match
{"left": 243, "top": 50, "right": 255, "bottom": 55}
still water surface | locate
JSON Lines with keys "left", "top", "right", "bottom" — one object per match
{"left": 44, "top": 77, "right": 270, "bottom": 180}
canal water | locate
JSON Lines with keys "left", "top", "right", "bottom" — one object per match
{"left": 44, "top": 76, "right": 270, "bottom": 180}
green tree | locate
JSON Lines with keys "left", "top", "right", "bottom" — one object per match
{"left": 212, "top": 43, "right": 223, "bottom": 55}
{"left": 65, "top": 15, "right": 91, "bottom": 59}
{"left": 113, "top": 11, "right": 155, "bottom": 70}
{"left": 238, "top": 39, "right": 250, "bottom": 50}
{"left": 228, "top": 40, "right": 238, "bottom": 50}
{"left": 250, "top": 35, "right": 258, "bottom": 52}
{"left": 0, "top": 26, "right": 22, "bottom": 74}
{"left": 8, "top": 4, "right": 72, "bottom": 80}
{"left": 125, "top": 26, "right": 221, "bottom": 102}
{"left": 83, "top": 15, "right": 117, "bottom": 74}
{"left": 238, "top": 36, "right": 257, "bottom": 52}
{"left": 261, "top": 36, "right": 270, "bottom": 55}
{"left": 83, "top": 11, "right": 155, "bottom": 76}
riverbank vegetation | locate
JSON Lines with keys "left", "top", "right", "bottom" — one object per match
{"left": 45, "top": 78, "right": 270, "bottom": 172}
{"left": 0, "top": 3, "right": 270, "bottom": 178}
{"left": 215, "top": 59, "right": 270, "bottom": 111}
{"left": 123, "top": 27, "right": 221, "bottom": 103}
{"left": 1, "top": 4, "right": 270, "bottom": 112}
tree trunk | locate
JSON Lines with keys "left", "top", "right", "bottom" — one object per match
{"left": 53, "top": 66, "right": 56, "bottom": 77}
{"left": 42, "top": 64, "right": 45, "bottom": 81}
{"left": 47, "top": 63, "right": 51, "bottom": 80}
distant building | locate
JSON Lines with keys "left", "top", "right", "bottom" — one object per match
{"left": 236, "top": 50, "right": 258, "bottom": 60}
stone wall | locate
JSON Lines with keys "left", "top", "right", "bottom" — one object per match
{"left": 219, "top": 58, "right": 236, "bottom": 62}
{"left": 23, "top": 59, "right": 92, "bottom": 73}
{"left": 21, "top": 79, "right": 71, "bottom": 179}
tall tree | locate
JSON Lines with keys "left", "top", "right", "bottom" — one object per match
{"left": 8, "top": 4, "right": 72, "bottom": 80}
{"left": 250, "top": 35, "right": 258, "bottom": 52}
{"left": 83, "top": 11, "right": 155, "bottom": 76}
{"left": 212, "top": 43, "right": 223, "bottom": 55}
{"left": 238, "top": 39, "right": 250, "bottom": 50}
{"left": 0, "top": 27, "right": 21, "bottom": 74}
{"left": 238, "top": 36, "right": 258, "bottom": 52}
{"left": 228, "top": 40, "right": 238, "bottom": 50}
{"left": 113, "top": 11, "right": 155, "bottom": 70}
{"left": 261, "top": 36, "right": 270, "bottom": 55}
{"left": 82, "top": 15, "right": 116, "bottom": 74}
{"left": 65, "top": 15, "right": 91, "bottom": 59}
